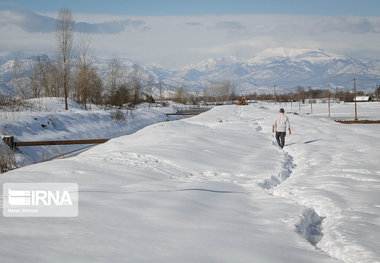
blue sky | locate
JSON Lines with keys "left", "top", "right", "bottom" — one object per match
{"left": 1, "top": 0, "right": 380, "bottom": 16}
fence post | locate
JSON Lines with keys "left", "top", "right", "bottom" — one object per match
{"left": 309, "top": 86, "right": 313, "bottom": 114}
{"left": 2, "top": 136, "right": 15, "bottom": 151}
{"left": 354, "top": 78, "right": 358, "bottom": 120}
{"left": 328, "top": 84, "right": 331, "bottom": 117}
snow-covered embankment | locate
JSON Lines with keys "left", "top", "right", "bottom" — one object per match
{"left": 0, "top": 98, "right": 179, "bottom": 167}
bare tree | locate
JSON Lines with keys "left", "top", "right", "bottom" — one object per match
{"left": 143, "top": 76, "right": 156, "bottom": 106}
{"left": 219, "top": 80, "right": 236, "bottom": 102}
{"left": 49, "top": 62, "right": 62, "bottom": 97}
{"left": 87, "top": 67, "right": 103, "bottom": 105}
{"left": 189, "top": 90, "right": 202, "bottom": 105}
{"left": 106, "top": 55, "right": 123, "bottom": 97}
{"left": 40, "top": 56, "right": 55, "bottom": 97}
{"left": 29, "top": 55, "right": 51, "bottom": 98}
{"left": 11, "top": 53, "right": 30, "bottom": 98}
{"left": 30, "top": 62, "right": 41, "bottom": 98}
{"left": 74, "top": 32, "right": 93, "bottom": 108}
{"left": 204, "top": 80, "right": 235, "bottom": 103}
{"left": 128, "top": 64, "right": 143, "bottom": 106}
{"left": 173, "top": 86, "right": 189, "bottom": 104}
{"left": 56, "top": 8, "right": 74, "bottom": 110}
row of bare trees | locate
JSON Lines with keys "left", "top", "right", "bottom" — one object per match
{"left": 9, "top": 53, "right": 160, "bottom": 109}
{"left": 246, "top": 85, "right": 373, "bottom": 103}
{"left": 203, "top": 80, "right": 236, "bottom": 103}
{"left": 171, "top": 80, "right": 237, "bottom": 105}
{"left": 5, "top": 8, "right": 239, "bottom": 109}
{"left": 6, "top": 8, "right": 158, "bottom": 110}
{"left": 5, "top": 9, "right": 242, "bottom": 108}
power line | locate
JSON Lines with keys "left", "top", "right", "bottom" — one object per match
{"left": 354, "top": 78, "right": 380, "bottom": 81}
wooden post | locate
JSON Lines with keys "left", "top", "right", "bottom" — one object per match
{"left": 274, "top": 85, "right": 277, "bottom": 104}
{"left": 2, "top": 136, "right": 15, "bottom": 150}
{"left": 309, "top": 86, "right": 313, "bottom": 114}
{"left": 298, "top": 89, "right": 301, "bottom": 113}
{"left": 159, "top": 81, "right": 162, "bottom": 106}
{"left": 328, "top": 84, "right": 331, "bottom": 117}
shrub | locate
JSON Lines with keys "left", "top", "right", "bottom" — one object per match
{"left": 0, "top": 143, "right": 17, "bottom": 173}
{"left": 110, "top": 110, "right": 126, "bottom": 121}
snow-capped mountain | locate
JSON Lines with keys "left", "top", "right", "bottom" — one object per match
{"left": 161, "top": 48, "right": 380, "bottom": 94}
{"left": 1, "top": 48, "right": 380, "bottom": 95}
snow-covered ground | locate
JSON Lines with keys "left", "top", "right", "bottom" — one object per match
{"left": 0, "top": 101, "right": 379, "bottom": 262}
{"left": 0, "top": 97, "right": 181, "bottom": 166}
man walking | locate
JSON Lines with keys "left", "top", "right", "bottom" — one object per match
{"left": 272, "top": 108, "right": 291, "bottom": 148}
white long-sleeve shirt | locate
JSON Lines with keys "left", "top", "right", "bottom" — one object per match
{"left": 273, "top": 113, "right": 290, "bottom": 132}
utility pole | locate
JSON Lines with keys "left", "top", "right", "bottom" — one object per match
{"left": 291, "top": 96, "right": 293, "bottom": 111}
{"left": 298, "top": 88, "right": 301, "bottom": 113}
{"left": 274, "top": 85, "right": 277, "bottom": 104}
{"left": 328, "top": 84, "right": 331, "bottom": 117}
{"left": 309, "top": 86, "right": 312, "bottom": 114}
{"left": 354, "top": 78, "right": 358, "bottom": 120}
{"left": 159, "top": 81, "right": 162, "bottom": 106}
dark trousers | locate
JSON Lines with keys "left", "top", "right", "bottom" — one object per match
{"left": 275, "top": 132, "right": 286, "bottom": 148}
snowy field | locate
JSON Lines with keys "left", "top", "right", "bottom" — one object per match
{"left": 0, "top": 101, "right": 379, "bottom": 262}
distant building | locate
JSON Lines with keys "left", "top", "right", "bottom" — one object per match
{"left": 354, "top": 96, "right": 372, "bottom": 102}
{"left": 313, "top": 98, "right": 340, "bottom": 104}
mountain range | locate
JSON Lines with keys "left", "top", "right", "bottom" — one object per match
{"left": 1, "top": 48, "right": 380, "bottom": 96}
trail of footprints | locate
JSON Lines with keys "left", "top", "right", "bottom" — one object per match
{"left": 257, "top": 150, "right": 325, "bottom": 248}
{"left": 252, "top": 116, "right": 326, "bottom": 248}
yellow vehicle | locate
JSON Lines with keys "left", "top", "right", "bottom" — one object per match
{"left": 236, "top": 96, "right": 248, "bottom": 105}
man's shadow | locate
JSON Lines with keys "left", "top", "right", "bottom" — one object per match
{"left": 285, "top": 139, "right": 320, "bottom": 147}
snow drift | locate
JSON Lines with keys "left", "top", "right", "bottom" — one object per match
{"left": 0, "top": 101, "right": 379, "bottom": 263}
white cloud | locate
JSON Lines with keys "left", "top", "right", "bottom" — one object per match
{"left": 0, "top": 11, "right": 379, "bottom": 68}
{"left": 0, "top": 1, "right": 15, "bottom": 6}
{"left": 0, "top": 9, "right": 147, "bottom": 34}
{"left": 215, "top": 21, "right": 245, "bottom": 30}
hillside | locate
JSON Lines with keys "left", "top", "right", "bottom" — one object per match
{"left": 1, "top": 48, "right": 380, "bottom": 95}
{"left": 0, "top": 97, "right": 179, "bottom": 167}
{"left": 162, "top": 48, "right": 380, "bottom": 93}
